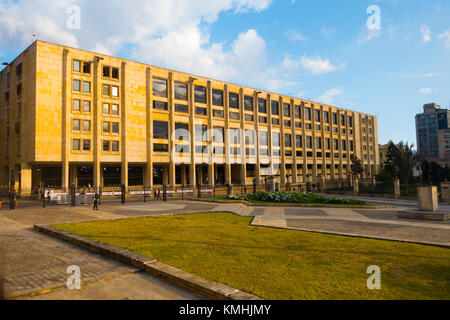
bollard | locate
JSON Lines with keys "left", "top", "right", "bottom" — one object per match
{"left": 163, "top": 184, "right": 167, "bottom": 202}
{"left": 71, "top": 184, "right": 76, "bottom": 207}
{"left": 197, "top": 184, "right": 202, "bottom": 198}
{"left": 121, "top": 185, "right": 126, "bottom": 204}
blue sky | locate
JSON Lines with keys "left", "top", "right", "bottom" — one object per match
{"left": 1, "top": 0, "right": 449, "bottom": 146}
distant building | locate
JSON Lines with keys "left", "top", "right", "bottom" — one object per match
{"left": 379, "top": 141, "right": 393, "bottom": 168}
{"left": 415, "top": 103, "right": 450, "bottom": 161}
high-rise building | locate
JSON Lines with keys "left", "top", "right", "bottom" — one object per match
{"left": 416, "top": 103, "right": 450, "bottom": 161}
{"left": 0, "top": 41, "right": 380, "bottom": 195}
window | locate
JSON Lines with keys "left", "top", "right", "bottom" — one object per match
{"left": 153, "top": 78, "right": 167, "bottom": 98}
{"left": 195, "top": 107, "right": 207, "bottom": 116}
{"left": 348, "top": 116, "right": 353, "bottom": 127}
{"left": 112, "top": 141, "right": 119, "bottom": 152}
{"left": 325, "top": 138, "right": 331, "bottom": 150}
{"left": 73, "top": 79, "right": 81, "bottom": 91}
{"left": 229, "top": 112, "right": 240, "bottom": 120}
{"left": 195, "top": 125, "right": 208, "bottom": 142}
{"left": 316, "top": 137, "right": 322, "bottom": 149}
{"left": 229, "top": 128, "right": 240, "bottom": 145}
{"left": 112, "top": 123, "right": 119, "bottom": 134}
{"left": 245, "top": 130, "right": 256, "bottom": 145}
{"left": 214, "top": 146, "right": 224, "bottom": 155}
{"left": 153, "top": 100, "right": 168, "bottom": 111}
{"left": 260, "top": 131, "right": 268, "bottom": 146}
{"left": 153, "top": 121, "right": 168, "bottom": 139}
{"left": 272, "top": 132, "right": 281, "bottom": 147}
{"left": 175, "top": 104, "right": 188, "bottom": 113}
{"left": 259, "top": 116, "right": 268, "bottom": 124}
{"left": 83, "top": 101, "right": 91, "bottom": 113}
{"left": 175, "top": 145, "right": 190, "bottom": 154}
{"left": 195, "top": 146, "right": 208, "bottom": 154}
{"left": 111, "top": 104, "right": 119, "bottom": 115}
{"left": 342, "top": 140, "right": 347, "bottom": 151}
{"left": 73, "top": 60, "right": 81, "bottom": 72}
{"left": 111, "top": 86, "right": 119, "bottom": 97}
{"left": 295, "top": 121, "right": 302, "bottom": 128}
{"left": 324, "top": 111, "right": 329, "bottom": 123}
{"left": 83, "top": 81, "right": 91, "bottom": 93}
{"left": 244, "top": 96, "right": 253, "bottom": 111}
{"left": 295, "top": 106, "right": 301, "bottom": 119}
{"left": 245, "top": 114, "right": 254, "bottom": 122}
{"left": 296, "top": 135, "right": 302, "bottom": 148}
{"left": 175, "top": 123, "right": 189, "bottom": 141}
{"left": 340, "top": 115, "right": 346, "bottom": 126}
{"left": 194, "top": 86, "right": 207, "bottom": 104}
{"left": 213, "top": 109, "right": 224, "bottom": 118}
{"left": 103, "top": 141, "right": 110, "bottom": 152}
{"left": 285, "top": 120, "right": 291, "bottom": 127}
{"left": 103, "top": 66, "right": 110, "bottom": 77}
{"left": 333, "top": 139, "right": 339, "bottom": 150}
{"left": 258, "top": 99, "right": 267, "bottom": 113}
{"left": 82, "top": 62, "right": 91, "bottom": 74}
{"left": 285, "top": 134, "right": 292, "bottom": 148}
{"left": 154, "top": 144, "right": 168, "bottom": 153}
{"left": 213, "top": 127, "right": 224, "bottom": 143}
{"left": 332, "top": 113, "right": 338, "bottom": 125}
{"left": 230, "top": 147, "right": 240, "bottom": 156}
{"left": 271, "top": 101, "right": 279, "bottom": 116}
{"left": 175, "top": 82, "right": 188, "bottom": 101}
{"left": 17, "top": 84, "right": 22, "bottom": 97}
{"left": 73, "top": 139, "right": 80, "bottom": 151}
{"left": 73, "top": 99, "right": 81, "bottom": 112}
{"left": 246, "top": 148, "right": 256, "bottom": 156}
{"left": 103, "top": 84, "right": 110, "bottom": 96}
{"left": 284, "top": 103, "right": 291, "bottom": 117}
{"left": 212, "top": 90, "right": 224, "bottom": 106}
{"left": 83, "top": 140, "right": 91, "bottom": 151}
{"left": 229, "top": 93, "right": 239, "bottom": 109}
{"left": 73, "top": 119, "right": 80, "bottom": 131}
{"left": 83, "top": 120, "right": 91, "bottom": 132}
{"left": 103, "top": 103, "right": 110, "bottom": 114}
{"left": 306, "top": 136, "right": 313, "bottom": 149}
{"left": 349, "top": 140, "right": 354, "bottom": 151}
{"left": 305, "top": 108, "right": 311, "bottom": 121}
{"left": 103, "top": 122, "right": 110, "bottom": 133}
{"left": 112, "top": 68, "right": 119, "bottom": 79}
{"left": 314, "top": 110, "right": 321, "bottom": 122}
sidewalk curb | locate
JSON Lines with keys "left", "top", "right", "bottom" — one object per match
{"left": 33, "top": 225, "right": 262, "bottom": 301}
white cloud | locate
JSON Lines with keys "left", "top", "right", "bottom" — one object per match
{"left": 391, "top": 72, "right": 444, "bottom": 78}
{"left": 318, "top": 88, "right": 344, "bottom": 104}
{"left": 285, "top": 30, "right": 308, "bottom": 42}
{"left": 438, "top": 30, "right": 450, "bottom": 48}
{"left": 419, "top": 88, "right": 432, "bottom": 94}
{"left": 299, "top": 56, "right": 345, "bottom": 75}
{"left": 357, "top": 29, "right": 381, "bottom": 46}
{"left": 420, "top": 25, "right": 432, "bottom": 43}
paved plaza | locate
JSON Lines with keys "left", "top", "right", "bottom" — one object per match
{"left": 0, "top": 197, "right": 448, "bottom": 299}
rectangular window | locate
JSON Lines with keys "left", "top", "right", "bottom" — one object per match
{"left": 103, "top": 103, "right": 110, "bottom": 114}
{"left": 305, "top": 108, "right": 311, "bottom": 121}
{"left": 271, "top": 101, "right": 279, "bottom": 116}
{"left": 73, "top": 60, "right": 81, "bottom": 72}
{"left": 260, "top": 131, "right": 268, "bottom": 146}
{"left": 284, "top": 120, "right": 291, "bottom": 127}
{"left": 112, "top": 141, "right": 119, "bottom": 152}
{"left": 111, "top": 104, "right": 119, "bottom": 115}
{"left": 103, "top": 84, "right": 110, "bottom": 96}
{"left": 153, "top": 78, "right": 167, "bottom": 98}
{"left": 175, "top": 123, "right": 189, "bottom": 141}
{"left": 103, "top": 141, "right": 110, "bottom": 152}
{"left": 153, "top": 121, "right": 169, "bottom": 139}
{"left": 295, "top": 106, "right": 301, "bottom": 119}
{"left": 195, "top": 146, "right": 208, "bottom": 154}
{"left": 83, "top": 81, "right": 91, "bottom": 93}
{"left": 213, "top": 127, "right": 224, "bottom": 143}
{"left": 229, "top": 112, "right": 240, "bottom": 120}
{"left": 73, "top": 139, "right": 80, "bottom": 151}
{"left": 214, "top": 147, "right": 224, "bottom": 155}
{"left": 284, "top": 103, "right": 291, "bottom": 117}
{"left": 112, "top": 123, "right": 119, "bottom": 134}
{"left": 272, "top": 132, "right": 281, "bottom": 147}
{"left": 73, "top": 119, "right": 80, "bottom": 131}
{"left": 314, "top": 110, "right": 321, "bottom": 122}
{"left": 195, "top": 125, "right": 208, "bottom": 142}
{"left": 349, "top": 140, "right": 354, "bottom": 151}
{"left": 326, "top": 138, "right": 331, "bottom": 150}
{"left": 103, "top": 66, "right": 110, "bottom": 77}
{"left": 82, "top": 62, "right": 91, "bottom": 74}
{"left": 296, "top": 135, "right": 302, "bottom": 148}
{"left": 194, "top": 86, "right": 207, "bottom": 104}
{"left": 213, "top": 109, "right": 224, "bottom": 118}
{"left": 244, "top": 96, "right": 254, "bottom": 111}
{"left": 83, "top": 101, "right": 91, "bottom": 113}
{"left": 258, "top": 99, "right": 267, "bottom": 113}
{"left": 73, "top": 79, "right": 81, "bottom": 92}
{"left": 342, "top": 140, "right": 347, "bottom": 151}
{"left": 175, "top": 82, "right": 188, "bottom": 101}
{"left": 348, "top": 116, "right": 353, "bottom": 127}
{"left": 306, "top": 136, "right": 313, "bottom": 149}
{"left": 334, "top": 139, "right": 339, "bottom": 150}
{"left": 154, "top": 144, "right": 168, "bottom": 153}
{"left": 73, "top": 99, "right": 81, "bottom": 112}
{"left": 230, "top": 147, "right": 240, "bottom": 155}
{"left": 212, "top": 90, "right": 224, "bottom": 106}
{"left": 17, "top": 84, "right": 22, "bottom": 96}
{"left": 153, "top": 100, "right": 168, "bottom": 111}
{"left": 245, "top": 130, "right": 256, "bottom": 145}
{"left": 111, "top": 86, "right": 119, "bottom": 97}
{"left": 83, "top": 120, "right": 91, "bottom": 132}
{"left": 229, "top": 93, "right": 239, "bottom": 109}
{"left": 332, "top": 113, "right": 338, "bottom": 125}
{"left": 195, "top": 107, "right": 207, "bottom": 116}
{"left": 341, "top": 115, "right": 346, "bottom": 126}
{"left": 258, "top": 116, "right": 267, "bottom": 124}
{"left": 175, "top": 104, "right": 189, "bottom": 113}
{"left": 324, "top": 111, "right": 329, "bottom": 123}
{"left": 245, "top": 114, "right": 254, "bottom": 122}
{"left": 83, "top": 140, "right": 91, "bottom": 151}
{"left": 175, "top": 145, "right": 190, "bottom": 154}
{"left": 103, "top": 122, "right": 110, "bottom": 133}
{"left": 316, "top": 137, "right": 322, "bottom": 149}
{"left": 229, "top": 128, "right": 240, "bottom": 145}
{"left": 246, "top": 148, "right": 256, "bottom": 156}
{"left": 112, "top": 68, "right": 119, "bottom": 80}
{"left": 285, "top": 134, "right": 292, "bottom": 148}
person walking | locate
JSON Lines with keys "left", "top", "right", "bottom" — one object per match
{"left": 157, "top": 189, "right": 161, "bottom": 200}
{"left": 93, "top": 192, "right": 100, "bottom": 211}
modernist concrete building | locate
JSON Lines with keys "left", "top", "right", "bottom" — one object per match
{"left": 0, "top": 41, "right": 380, "bottom": 194}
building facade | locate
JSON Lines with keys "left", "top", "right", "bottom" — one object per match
{"left": 0, "top": 41, "right": 380, "bottom": 195}
{"left": 416, "top": 103, "right": 450, "bottom": 162}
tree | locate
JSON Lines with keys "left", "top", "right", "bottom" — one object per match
{"left": 350, "top": 155, "right": 364, "bottom": 178}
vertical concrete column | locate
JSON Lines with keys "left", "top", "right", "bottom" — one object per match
{"left": 254, "top": 91, "right": 261, "bottom": 184}
{"left": 353, "top": 176, "right": 359, "bottom": 195}
{"left": 301, "top": 102, "right": 308, "bottom": 184}
{"left": 418, "top": 186, "right": 438, "bottom": 212}
{"left": 189, "top": 77, "right": 196, "bottom": 186}
{"left": 373, "top": 116, "right": 380, "bottom": 175}
{"left": 239, "top": 88, "right": 246, "bottom": 185}
{"left": 208, "top": 164, "right": 214, "bottom": 186}
{"left": 61, "top": 49, "right": 71, "bottom": 192}
{"left": 224, "top": 85, "right": 231, "bottom": 185}
{"left": 291, "top": 99, "right": 298, "bottom": 184}
{"left": 168, "top": 72, "right": 176, "bottom": 188}
{"left": 145, "top": 67, "right": 153, "bottom": 188}
{"left": 207, "top": 81, "right": 214, "bottom": 186}
{"left": 311, "top": 104, "right": 318, "bottom": 180}
{"left": 71, "top": 165, "right": 78, "bottom": 188}
{"left": 93, "top": 56, "right": 102, "bottom": 191}
{"left": 20, "top": 163, "right": 32, "bottom": 196}
{"left": 120, "top": 62, "right": 128, "bottom": 191}
{"left": 279, "top": 97, "right": 286, "bottom": 186}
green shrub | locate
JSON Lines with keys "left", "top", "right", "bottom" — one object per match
{"left": 226, "top": 191, "right": 366, "bottom": 205}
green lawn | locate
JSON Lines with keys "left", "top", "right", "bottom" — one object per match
{"left": 53, "top": 213, "right": 450, "bottom": 300}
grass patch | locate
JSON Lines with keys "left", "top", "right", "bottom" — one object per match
{"left": 53, "top": 213, "right": 450, "bottom": 300}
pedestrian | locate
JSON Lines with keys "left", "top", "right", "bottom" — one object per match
{"left": 157, "top": 189, "right": 161, "bottom": 200}
{"left": 47, "top": 191, "right": 51, "bottom": 204}
{"left": 93, "top": 192, "right": 99, "bottom": 211}
{"left": 154, "top": 189, "right": 157, "bottom": 200}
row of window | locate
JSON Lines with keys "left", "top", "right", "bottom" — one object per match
{"left": 72, "top": 99, "right": 120, "bottom": 116}
{"left": 72, "top": 139, "right": 119, "bottom": 152}
{"left": 73, "top": 60, "right": 119, "bottom": 81}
